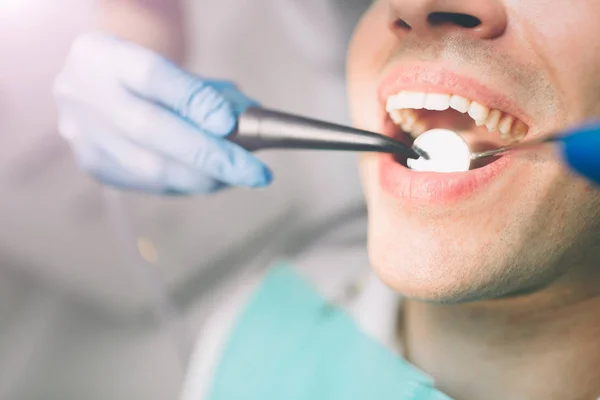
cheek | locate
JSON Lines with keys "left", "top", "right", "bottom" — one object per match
{"left": 507, "top": 0, "right": 600, "bottom": 120}
{"left": 347, "top": 1, "right": 394, "bottom": 130}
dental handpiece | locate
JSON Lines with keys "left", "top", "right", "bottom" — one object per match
{"left": 229, "top": 107, "right": 423, "bottom": 160}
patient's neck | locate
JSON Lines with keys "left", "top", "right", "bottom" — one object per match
{"left": 402, "top": 267, "right": 600, "bottom": 400}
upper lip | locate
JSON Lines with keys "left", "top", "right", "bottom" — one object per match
{"left": 377, "top": 63, "right": 534, "bottom": 133}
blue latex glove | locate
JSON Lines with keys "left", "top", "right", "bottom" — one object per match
{"left": 54, "top": 33, "right": 272, "bottom": 195}
{"left": 560, "top": 121, "right": 600, "bottom": 186}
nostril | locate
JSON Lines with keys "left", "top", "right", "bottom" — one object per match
{"left": 428, "top": 12, "right": 481, "bottom": 29}
{"left": 393, "top": 18, "right": 411, "bottom": 30}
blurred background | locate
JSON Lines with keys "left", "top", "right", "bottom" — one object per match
{"left": 0, "top": 0, "right": 372, "bottom": 398}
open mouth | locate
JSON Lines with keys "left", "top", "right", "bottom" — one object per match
{"left": 385, "top": 90, "right": 530, "bottom": 171}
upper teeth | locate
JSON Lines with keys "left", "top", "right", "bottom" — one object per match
{"left": 386, "top": 91, "right": 528, "bottom": 142}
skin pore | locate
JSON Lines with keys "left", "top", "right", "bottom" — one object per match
{"left": 348, "top": 0, "right": 600, "bottom": 399}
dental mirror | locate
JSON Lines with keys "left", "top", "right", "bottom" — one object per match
{"left": 408, "top": 128, "right": 564, "bottom": 173}
{"left": 408, "top": 129, "right": 472, "bottom": 172}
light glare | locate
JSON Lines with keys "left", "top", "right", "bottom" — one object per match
{"left": 408, "top": 129, "right": 472, "bottom": 173}
{"left": 0, "top": 0, "right": 24, "bottom": 14}
{"left": 0, "top": 0, "right": 55, "bottom": 28}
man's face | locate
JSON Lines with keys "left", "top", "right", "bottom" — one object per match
{"left": 347, "top": 0, "right": 600, "bottom": 302}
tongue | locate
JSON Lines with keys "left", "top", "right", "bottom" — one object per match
{"left": 470, "top": 155, "right": 500, "bottom": 169}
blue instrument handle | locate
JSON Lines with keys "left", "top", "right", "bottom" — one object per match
{"left": 560, "top": 121, "right": 600, "bottom": 185}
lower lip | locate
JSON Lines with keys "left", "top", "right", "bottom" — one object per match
{"left": 378, "top": 153, "right": 512, "bottom": 204}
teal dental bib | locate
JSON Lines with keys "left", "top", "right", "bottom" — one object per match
{"left": 208, "top": 263, "right": 453, "bottom": 400}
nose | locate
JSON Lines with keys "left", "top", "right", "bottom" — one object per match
{"left": 389, "top": 0, "right": 507, "bottom": 40}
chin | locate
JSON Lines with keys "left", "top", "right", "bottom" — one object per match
{"left": 366, "top": 230, "right": 561, "bottom": 304}
{"left": 367, "top": 219, "right": 501, "bottom": 303}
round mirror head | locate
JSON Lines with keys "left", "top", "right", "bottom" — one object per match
{"left": 407, "top": 129, "right": 471, "bottom": 173}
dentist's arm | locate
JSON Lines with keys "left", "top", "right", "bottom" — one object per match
{"left": 97, "top": 0, "right": 186, "bottom": 62}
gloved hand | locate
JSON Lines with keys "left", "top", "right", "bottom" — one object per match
{"left": 54, "top": 33, "right": 272, "bottom": 195}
